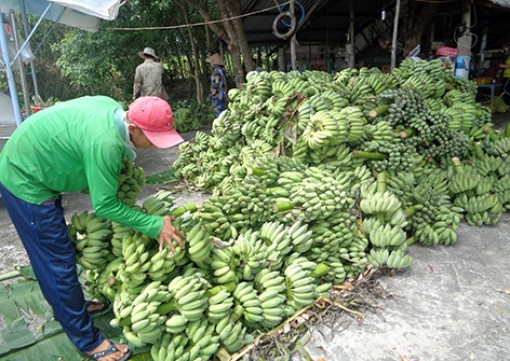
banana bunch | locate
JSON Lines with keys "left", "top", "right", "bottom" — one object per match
{"left": 343, "top": 235, "right": 369, "bottom": 278}
{"left": 402, "top": 73, "right": 437, "bottom": 99}
{"left": 206, "top": 288, "right": 234, "bottom": 324}
{"left": 255, "top": 268, "right": 287, "bottom": 325}
{"left": 472, "top": 155, "right": 504, "bottom": 178}
{"left": 142, "top": 195, "right": 171, "bottom": 216}
{"left": 184, "top": 318, "right": 220, "bottom": 359}
{"left": 362, "top": 217, "right": 407, "bottom": 249}
{"left": 322, "top": 255, "right": 347, "bottom": 284}
{"left": 70, "top": 210, "right": 92, "bottom": 234}
{"left": 284, "top": 263, "right": 318, "bottom": 311}
{"left": 301, "top": 110, "right": 340, "bottom": 150}
{"left": 260, "top": 222, "right": 293, "bottom": 268}
{"left": 485, "top": 136, "right": 510, "bottom": 157}
{"left": 448, "top": 168, "right": 482, "bottom": 195}
{"left": 320, "top": 89, "right": 349, "bottom": 110}
{"left": 117, "top": 158, "right": 145, "bottom": 207}
{"left": 215, "top": 317, "right": 250, "bottom": 354}
{"left": 360, "top": 190, "right": 402, "bottom": 217}
{"left": 96, "top": 257, "right": 123, "bottom": 302}
{"left": 73, "top": 213, "right": 113, "bottom": 270}
{"left": 272, "top": 79, "right": 294, "bottom": 98}
{"left": 150, "top": 333, "right": 196, "bottom": 361}
{"left": 340, "top": 106, "right": 366, "bottom": 144}
{"left": 110, "top": 222, "right": 132, "bottom": 257}
{"left": 147, "top": 247, "right": 178, "bottom": 282}
{"left": 232, "top": 281, "right": 265, "bottom": 328}
{"left": 454, "top": 193, "right": 503, "bottom": 226}
{"left": 111, "top": 290, "right": 136, "bottom": 331}
{"left": 167, "top": 274, "right": 209, "bottom": 322}
{"left": 366, "top": 72, "right": 399, "bottom": 95}
{"left": 186, "top": 222, "right": 212, "bottom": 265}
{"left": 287, "top": 220, "right": 313, "bottom": 254}
{"left": 212, "top": 231, "right": 268, "bottom": 284}
{"left": 494, "top": 175, "right": 510, "bottom": 209}
{"left": 117, "top": 233, "right": 152, "bottom": 296}
{"left": 122, "top": 281, "right": 171, "bottom": 345}
{"left": 348, "top": 81, "right": 373, "bottom": 105}
{"left": 362, "top": 120, "right": 397, "bottom": 152}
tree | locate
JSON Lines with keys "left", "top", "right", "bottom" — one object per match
{"left": 399, "top": 0, "right": 438, "bottom": 57}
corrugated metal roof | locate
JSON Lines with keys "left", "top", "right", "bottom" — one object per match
{"left": 241, "top": 0, "right": 387, "bottom": 46}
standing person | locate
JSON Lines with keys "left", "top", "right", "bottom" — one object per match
{"left": 0, "top": 96, "right": 185, "bottom": 361}
{"left": 206, "top": 53, "right": 228, "bottom": 117}
{"left": 133, "top": 47, "right": 168, "bottom": 101}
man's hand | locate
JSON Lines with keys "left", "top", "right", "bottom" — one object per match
{"left": 158, "top": 216, "right": 186, "bottom": 255}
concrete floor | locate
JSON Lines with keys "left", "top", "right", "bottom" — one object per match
{"left": 1, "top": 115, "right": 510, "bottom": 361}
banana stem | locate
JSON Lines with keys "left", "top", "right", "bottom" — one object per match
{"left": 156, "top": 301, "right": 178, "bottom": 314}
{"left": 272, "top": 200, "right": 295, "bottom": 212}
{"left": 376, "top": 172, "right": 388, "bottom": 193}
{"left": 352, "top": 150, "right": 387, "bottom": 160}
{"left": 368, "top": 105, "right": 390, "bottom": 119}
{"left": 310, "top": 263, "right": 330, "bottom": 278}
{"left": 399, "top": 128, "right": 415, "bottom": 138}
{"left": 404, "top": 206, "right": 417, "bottom": 218}
{"left": 406, "top": 236, "right": 417, "bottom": 246}
{"left": 0, "top": 270, "right": 23, "bottom": 282}
{"left": 451, "top": 157, "right": 463, "bottom": 174}
{"left": 248, "top": 167, "right": 266, "bottom": 176}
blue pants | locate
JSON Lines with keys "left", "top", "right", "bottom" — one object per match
{"left": 0, "top": 183, "right": 104, "bottom": 352}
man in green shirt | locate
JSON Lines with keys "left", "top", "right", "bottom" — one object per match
{"left": 0, "top": 95, "right": 185, "bottom": 361}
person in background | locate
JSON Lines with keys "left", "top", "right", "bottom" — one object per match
{"left": 0, "top": 96, "right": 185, "bottom": 361}
{"left": 499, "top": 42, "right": 510, "bottom": 105}
{"left": 206, "top": 53, "right": 228, "bottom": 117}
{"left": 133, "top": 47, "right": 169, "bottom": 101}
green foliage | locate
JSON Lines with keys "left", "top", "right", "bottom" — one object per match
{"left": 172, "top": 99, "right": 215, "bottom": 132}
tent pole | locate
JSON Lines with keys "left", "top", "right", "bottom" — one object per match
{"left": 21, "top": 0, "right": 39, "bottom": 97}
{"left": 0, "top": 13, "right": 23, "bottom": 126}
{"left": 10, "top": 3, "right": 52, "bottom": 66}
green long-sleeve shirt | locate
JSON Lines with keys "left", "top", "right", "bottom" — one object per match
{"left": 0, "top": 95, "right": 163, "bottom": 239}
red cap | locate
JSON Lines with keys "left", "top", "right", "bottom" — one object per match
{"left": 128, "top": 97, "right": 184, "bottom": 148}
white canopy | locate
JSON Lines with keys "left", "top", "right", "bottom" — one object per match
{"left": 1, "top": 0, "right": 122, "bottom": 125}
{"left": 0, "top": 0, "right": 121, "bottom": 32}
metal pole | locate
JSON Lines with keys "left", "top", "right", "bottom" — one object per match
{"left": 21, "top": 0, "right": 39, "bottom": 97}
{"left": 390, "top": 0, "right": 401, "bottom": 70}
{"left": 0, "top": 13, "right": 23, "bottom": 126}
{"left": 10, "top": 3, "right": 52, "bottom": 66}
{"left": 10, "top": 10, "right": 30, "bottom": 116}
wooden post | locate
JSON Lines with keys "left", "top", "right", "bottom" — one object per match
{"left": 390, "top": 0, "right": 401, "bottom": 70}
{"left": 455, "top": 0, "right": 472, "bottom": 79}
{"left": 290, "top": 0, "right": 297, "bottom": 70}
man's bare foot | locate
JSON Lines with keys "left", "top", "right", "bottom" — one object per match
{"left": 85, "top": 339, "right": 130, "bottom": 361}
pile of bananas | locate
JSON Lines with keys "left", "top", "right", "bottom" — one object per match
{"left": 70, "top": 58, "right": 510, "bottom": 361}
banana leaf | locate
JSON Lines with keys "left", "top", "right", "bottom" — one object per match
{"left": 145, "top": 168, "right": 179, "bottom": 184}
{"left": 0, "top": 274, "right": 152, "bottom": 360}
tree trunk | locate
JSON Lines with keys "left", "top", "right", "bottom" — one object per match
{"left": 177, "top": 1, "right": 204, "bottom": 104}
{"left": 217, "top": 0, "right": 244, "bottom": 87}
{"left": 400, "top": 0, "right": 438, "bottom": 57}
{"left": 226, "top": 0, "right": 255, "bottom": 73}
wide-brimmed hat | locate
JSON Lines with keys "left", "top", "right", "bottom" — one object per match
{"left": 128, "top": 97, "right": 184, "bottom": 149}
{"left": 138, "top": 47, "right": 159, "bottom": 60}
{"left": 205, "top": 53, "right": 225, "bottom": 66}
